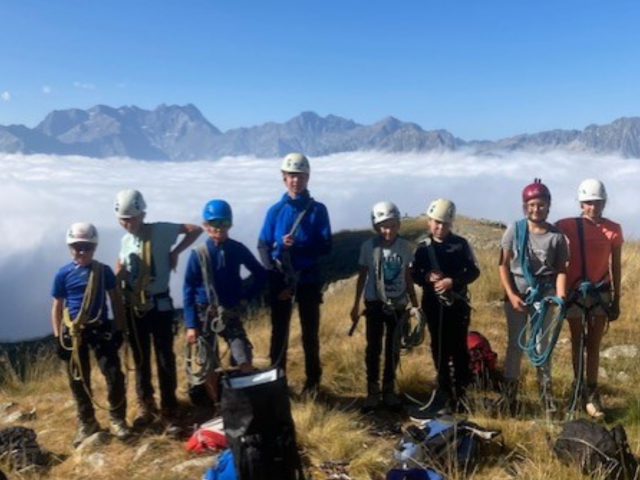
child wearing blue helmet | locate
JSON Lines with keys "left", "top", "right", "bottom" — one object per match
{"left": 184, "top": 200, "right": 267, "bottom": 406}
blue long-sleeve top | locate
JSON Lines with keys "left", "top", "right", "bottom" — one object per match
{"left": 183, "top": 238, "right": 267, "bottom": 329}
{"left": 257, "top": 190, "right": 332, "bottom": 284}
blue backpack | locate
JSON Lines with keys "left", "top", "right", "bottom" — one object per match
{"left": 204, "top": 450, "right": 237, "bottom": 480}
{"left": 388, "top": 415, "right": 501, "bottom": 480}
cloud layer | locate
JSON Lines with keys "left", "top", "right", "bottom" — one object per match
{"left": 1, "top": 151, "right": 638, "bottom": 341}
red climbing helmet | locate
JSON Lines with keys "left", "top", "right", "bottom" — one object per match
{"left": 522, "top": 178, "right": 551, "bottom": 203}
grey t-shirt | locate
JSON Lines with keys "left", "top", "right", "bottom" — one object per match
{"left": 358, "top": 237, "right": 414, "bottom": 306}
{"left": 119, "top": 222, "right": 181, "bottom": 310}
{"left": 501, "top": 221, "right": 568, "bottom": 294}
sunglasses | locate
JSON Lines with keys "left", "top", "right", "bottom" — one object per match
{"left": 70, "top": 242, "right": 96, "bottom": 252}
{"left": 207, "top": 219, "right": 232, "bottom": 228}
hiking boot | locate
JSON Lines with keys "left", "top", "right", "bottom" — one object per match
{"left": 383, "top": 391, "right": 403, "bottom": 411}
{"left": 584, "top": 384, "right": 605, "bottom": 420}
{"left": 408, "top": 389, "right": 451, "bottom": 422}
{"left": 133, "top": 398, "right": 158, "bottom": 428}
{"left": 493, "top": 379, "right": 519, "bottom": 417}
{"left": 73, "top": 419, "right": 101, "bottom": 448}
{"left": 361, "top": 393, "right": 380, "bottom": 413}
{"left": 110, "top": 418, "right": 133, "bottom": 442}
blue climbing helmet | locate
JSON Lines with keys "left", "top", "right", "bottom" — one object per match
{"left": 203, "top": 199, "right": 233, "bottom": 223}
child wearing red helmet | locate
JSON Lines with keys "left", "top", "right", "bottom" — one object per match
{"left": 497, "top": 179, "right": 568, "bottom": 417}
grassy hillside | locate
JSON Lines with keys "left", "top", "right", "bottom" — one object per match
{"left": 2, "top": 216, "right": 639, "bottom": 480}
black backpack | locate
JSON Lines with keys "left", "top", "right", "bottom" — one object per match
{"left": 554, "top": 419, "right": 639, "bottom": 480}
{"left": 220, "top": 368, "right": 305, "bottom": 480}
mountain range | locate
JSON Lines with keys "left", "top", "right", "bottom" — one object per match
{"left": 1, "top": 104, "right": 640, "bottom": 160}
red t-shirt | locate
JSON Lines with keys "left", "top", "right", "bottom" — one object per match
{"left": 556, "top": 217, "right": 623, "bottom": 289}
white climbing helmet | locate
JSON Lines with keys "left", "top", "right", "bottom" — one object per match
{"left": 114, "top": 189, "right": 147, "bottom": 218}
{"left": 371, "top": 201, "right": 401, "bottom": 227}
{"left": 577, "top": 179, "right": 607, "bottom": 202}
{"left": 281, "top": 153, "right": 311, "bottom": 174}
{"left": 427, "top": 198, "right": 456, "bottom": 223}
{"left": 66, "top": 222, "right": 99, "bottom": 245}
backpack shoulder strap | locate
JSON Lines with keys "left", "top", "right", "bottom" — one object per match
{"left": 575, "top": 217, "right": 588, "bottom": 282}
{"left": 288, "top": 197, "right": 315, "bottom": 236}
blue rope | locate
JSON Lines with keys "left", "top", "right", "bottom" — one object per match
{"left": 514, "top": 219, "right": 566, "bottom": 367}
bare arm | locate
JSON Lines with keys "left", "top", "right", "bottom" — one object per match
{"left": 498, "top": 248, "right": 526, "bottom": 312}
{"left": 611, "top": 244, "right": 622, "bottom": 306}
{"left": 404, "top": 266, "right": 419, "bottom": 308}
{"left": 170, "top": 223, "right": 203, "bottom": 270}
{"left": 351, "top": 266, "right": 368, "bottom": 322}
{"left": 51, "top": 298, "right": 64, "bottom": 338}
{"left": 107, "top": 288, "right": 126, "bottom": 332}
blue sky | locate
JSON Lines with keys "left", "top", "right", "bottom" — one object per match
{"left": 1, "top": 0, "right": 639, "bottom": 140}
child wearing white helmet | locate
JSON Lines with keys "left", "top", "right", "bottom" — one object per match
{"left": 114, "top": 189, "right": 203, "bottom": 432}
{"left": 51, "top": 222, "right": 132, "bottom": 447}
{"left": 183, "top": 199, "right": 267, "bottom": 414}
{"left": 351, "top": 201, "right": 420, "bottom": 412}
{"left": 557, "top": 179, "right": 623, "bottom": 420}
{"left": 258, "top": 153, "right": 332, "bottom": 395}
{"left": 411, "top": 199, "right": 480, "bottom": 415}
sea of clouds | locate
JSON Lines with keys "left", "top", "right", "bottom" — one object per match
{"left": 1, "top": 150, "right": 638, "bottom": 341}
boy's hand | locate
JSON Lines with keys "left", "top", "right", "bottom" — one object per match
{"left": 433, "top": 278, "right": 453, "bottom": 293}
{"left": 169, "top": 250, "right": 179, "bottom": 271}
{"left": 282, "top": 234, "right": 295, "bottom": 248}
{"left": 608, "top": 301, "right": 620, "bottom": 321}
{"left": 186, "top": 328, "right": 198, "bottom": 344}
{"left": 428, "top": 271, "right": 443, "bottom": 283}
{"left": 507, "top": 292, "right": 527, "bottom": 312}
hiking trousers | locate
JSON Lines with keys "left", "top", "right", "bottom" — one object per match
{"left": 127, "top": 306, "right": 178, "bottom": 412}
{"left": 269, "top": 282, "right": 323, "bottom": 386}
{"left": 364, "top": 301, "right": 402, "bottom": 392}
{"left": 503, "top": 301, "right": 552, "bottom": 382}
{"left": 424, "top": 298, "right": 471, "bottom": 398}
{"left": 65, "top": 327, "right": 127, "bottom": 423}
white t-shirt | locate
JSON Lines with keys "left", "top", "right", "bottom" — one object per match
{"left": 358, "top": 236, "right": 414, "bottom": 306}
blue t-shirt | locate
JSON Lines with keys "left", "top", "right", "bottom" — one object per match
{"left": 183, "top": 238, "right": 267, "bottom": 329}
{"left": 51, "top": 261, "right": 116, "bottom": 322}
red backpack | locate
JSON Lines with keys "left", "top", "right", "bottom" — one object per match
{"left": 467, "top": 331, "right": 498, "bottom": 388}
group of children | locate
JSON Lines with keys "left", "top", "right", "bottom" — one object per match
{"left": 351, "top": 177, "right": 622, "bottom": 420}
{"left": 51, "top": 152, "right": 332, "bottom": 447}
{"left": 51, "top": 151, "right": 622, "bottom": 448}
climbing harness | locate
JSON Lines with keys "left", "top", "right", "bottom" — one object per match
{"left": 514, "top": 219, "right": 566, "bottom": 368}
{"left": 566, "top": 218, "right": 612, "bottom": 418}
{"left": 185, "top": 244, "right": 224, "bottom": 386}
{"left": 60, "top": 261, "right": 125, "bottom": 412}
{"left": 130, "top": 226, "right": 154, "bottom": 318}
{"left": 60, "top": 261, "right": 106, "bottom": 379}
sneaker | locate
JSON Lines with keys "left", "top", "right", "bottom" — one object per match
{"left": 585, "top": 385, "right": 605, "bottom": 420}
{"left": 133, "top": 398, "right": 158, "bottom": 428}
{"left": 110, "top": 419, "right": 133, "bottom": 442}
{"left": 73, "top": 419, "right": 101, "bottom": 448}
{"left": 383, "top": 391, "right": 403, "bottom": 410}
{"left": 361, "top": 393, "right": 380, "bottom": 413}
